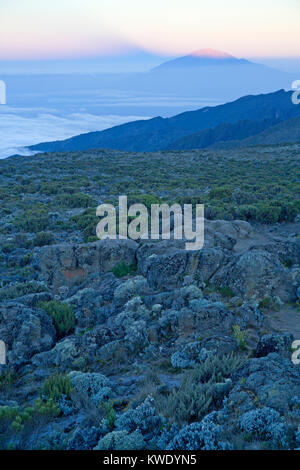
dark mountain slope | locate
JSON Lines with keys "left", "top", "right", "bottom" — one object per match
{"left": 165, "top": 118, "right": 280, "bottom": 150}
{"left": 29, "top": 89, "right": 299, "bottom": 153}
{"left": 212, "top": 116, "right": 300, "bottom": 149}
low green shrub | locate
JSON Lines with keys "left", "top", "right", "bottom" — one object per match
{"left": 54, "top": 192, "right": 94, "bottom": 209}
{"left": 41, "top": 374, "right": 73, "bottom": 401}
{"left": 259, "top": 297, "right": 272, "bottom": 310}
{"left": 156, "top": 353, "right": 246, "bottom": 425}
{"left": 71, "top": 208, "right": 98, "bottom": 242}
{"left": 112, "top": 261, "right": 137, "bottom": 278}
{"left": 39, "top": 300, "right": 75, "bottom": 337}
{"left": 32, "top": 231, "right": 54, "bottom": 247}
{"left": 219, "top": 287, "right": 235, "bottom": 298}
{"left": 0, "top": 282, "right": 46, "bottom": 301}
{"left": 232, "top": 325, "right": 247, "bottom": 350}
{"left": 15, "top": 205, "right": 49, "bottom": 232}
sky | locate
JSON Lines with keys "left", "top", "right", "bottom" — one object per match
{"left": 1, "top": 0, "right": 300, "bottom": 60}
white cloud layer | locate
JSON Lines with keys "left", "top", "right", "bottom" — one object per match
{"left": 0, "top": 112, "right": 149, "bottom": 159}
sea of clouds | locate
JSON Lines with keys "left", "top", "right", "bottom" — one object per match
{"left": 0, "top": 72, "right": 221, "bottom": 159}
{"left": 0, "top": 108, "right": 149, "bottom": 159}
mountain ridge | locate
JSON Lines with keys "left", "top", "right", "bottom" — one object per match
{"left": 28, "top": 89, "right": 300, "bottom": 154}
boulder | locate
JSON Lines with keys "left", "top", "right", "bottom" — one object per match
{"left": 230, "top": 353, "right": 300, "bottom": 413}
{"left": 0, "top": 301, "right": 56, "bottom": 367}
{"left": 211, "top": 249, "right": 295, "bottom": 301}
{"left": 255, "top": 333, "right": 294, "bottom": 358}
{"left": 34, "top": 239, "right": 138, "bottom": 292}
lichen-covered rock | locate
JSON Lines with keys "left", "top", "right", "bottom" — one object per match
{"left": 35, "top": 239, "right": 138, "bottom": 292}
{"left": 65, "top": 288, "right": 104, "bottom": 328}
{"left": 171, "top": 335, "right": 239, "bottom": 369}
{"left": 67, "top": 426, "right": 101, "bottom": 450}
{"left": 230, "top": 353, "right": 300, "bottom": 414}
{"left": 255, "top": 333, "right": 294, "bottom": 358}
{"left": 176, "top": 302, "right": 235, "bottom": 339}
{"left": 0, "top": 301, "right": 56, "bottom": 367}
{"left": 211, "top": 249, "right": 295, "bottom": 302}
{"left": 32, "top": 337, "right": 79, "bottom": 370}
{"left": 171, "top": 342, "right": 209, "bottom": 368}
{"left": 113, "top": 276, "right": 148, "bottom": 306}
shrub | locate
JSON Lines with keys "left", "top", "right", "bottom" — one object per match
{"left": 296, "top": 426, "right": 300, "bottom": 445}
{"left": 115, "top": 396, "right": 163, "bottom": 439}
{"left": 94, "top": 429, "right": 145, "bottom": 450}
{"left": 54, "top": 192, "right": 94, "bottom": 208}
{"left": 0, "top": 399, "right": 60, "bottom": 436}
{"left": 15, "top": 205, "right": 49, "bottom": 232}
{"left": 1, "top": 243, "right": 14, "bottom": 254}
{"left": 0, "top": 282, "right": 46, "bottom": 301}
{"left": 32, "top": 231, "right": 54, "bottom": 247}
{"left": 112, "top": 261, "right": 137, "bottom": 278}
{"left": 156, "top": 354, "right": 245, "bottom": 425}
{"left": 19, "top": 252, "right": 33, "bottom": 267}
{"left": 167, "top": 419, "right": 231, "bottom": 450}
{"left": 67, "top": 426, "right": 100, "bottom": 450}
{"left": 232, "top": 325, "right": 247, "bottom": 350}
{"left": 208, "top": 186, "right": 233, "bottom": 201}
{"left": 219, "top": 287, "right": 235, "bottom": 298}
{"left": 101, "top": 401, "right": 116, "bottom": 430}
{"left": 0, "top": 371, "right": 15, "bottom": 391}
{"left": 41, "top": 374, "right": 73, "bottom": 401}
{"left": 39, "top": 300, "right": 75, "bottom": 337}
{"left": 71, "top": 208, "right": 98, "bottom": 242}
{"left": 239, "top": 407, "right": 288, "bottom": 448}
{"left": 127, "top": 193, "right": 163, "bottom": 209}
{"left": 68, "top": 371, "right": 111, "bottom": 406}
{"left": 259, "top": 297, "right": 272, "bottom": 310}
{"left": 255, "top": 203, "right": 281, "bottom": 224}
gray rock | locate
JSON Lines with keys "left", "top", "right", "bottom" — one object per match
{"left": 211, "top": 249, "right": 295, "bottom": 301}
{"left": 35, "top": 238, "right": 138, "bottom": 292}
{"left": 230, "top": 353, "right": 300, "bottom": 414}
{"left": 171, "top": 336, "right": 238, "bottom": 368}
{"left": 32, "top": 337, "right": 79, "bottom": 370}
{"left": 65, "top": 288, "right": 104, "bottom": 327}
{"left": 0, "top": 301, "right": 56, "bottom": 367}
{"left": 255, "top": 333, "right": 294, "bottom": 358}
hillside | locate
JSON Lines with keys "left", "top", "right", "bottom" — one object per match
{"left": 213, "top": 116, "right": 300, "bottom": 149}
{"left": 29, "top": 89, "right": 300, "bottom": 153}
{"left": 1, "top": 143, "right": 300, "bottom": 450}
{"left": 165, "top": 118, "right": 279, "bottom": 150}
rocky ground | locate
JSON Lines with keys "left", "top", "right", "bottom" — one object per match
{"left": 0, "top": 145, "right": 300, "bottom": 450}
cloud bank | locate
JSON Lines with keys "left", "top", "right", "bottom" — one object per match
{"left": 0, "top": 112, "right": 149, "bottom": 159}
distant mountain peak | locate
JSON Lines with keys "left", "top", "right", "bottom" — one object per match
{"left": 153, "top": 49, "right": 249, "bottom": 70}
{"left": 189, "top": 48, "right": 234, "bottom": 59}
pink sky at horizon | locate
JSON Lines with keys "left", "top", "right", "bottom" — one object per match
{"left": 1, "top": 0, "right": 300, "bottom": 61}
